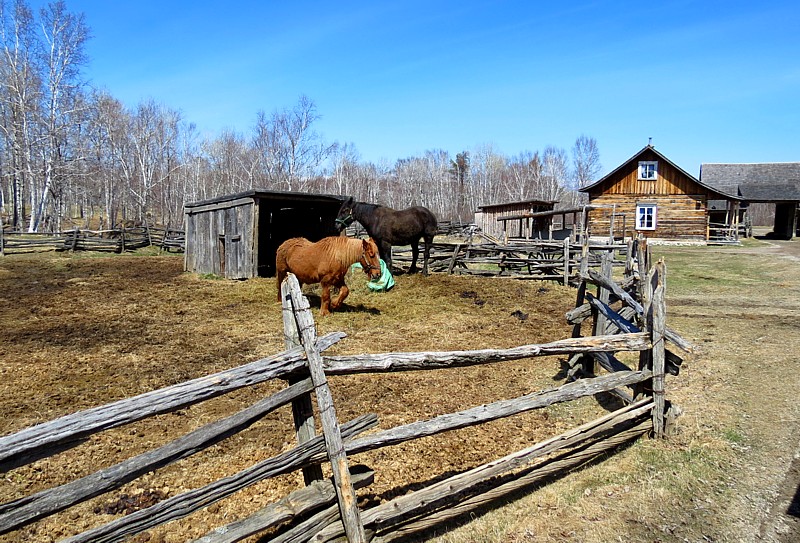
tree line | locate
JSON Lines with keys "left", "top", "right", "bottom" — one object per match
{"left": 0, "top": 0, "right": 601, "bottom": 233}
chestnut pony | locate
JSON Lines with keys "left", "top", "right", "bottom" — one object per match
{"left": 276, "top": 236, "right": 381, "bottom": 316}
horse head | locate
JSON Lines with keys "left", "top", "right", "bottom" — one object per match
{"left": 335, "top": 196, "right": 356, "bottom": 232}
{"left": 360, "top": 237, "right": 382, "bottom": 281}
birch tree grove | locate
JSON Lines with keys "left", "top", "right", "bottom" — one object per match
{"left": 0, "top": 2, "right": 601, "bottom": 233}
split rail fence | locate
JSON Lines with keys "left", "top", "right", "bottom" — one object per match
{"left": 0, "top": 226, "right": 185, "bottom": 255}
{"left": 393, "top": 234, "right": 629, "bottom": 286}
{"left": 0, "top": 238, "right": 691, "bottom": 542}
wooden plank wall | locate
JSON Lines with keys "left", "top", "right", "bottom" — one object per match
{"left": 475, "top": 203, "right": 553, "bottom": 240}
{"left": 588, "top": 194, "right": 708, "bottom": 240}
{"left": 184, "top": 199, "right": 256, "bottom": 279}
{"left": 586, "top": 152, "right": 711, "bottom": 240}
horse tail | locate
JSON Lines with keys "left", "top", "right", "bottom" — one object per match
{"left": 275, "top": 243, "right": 288, "bottom": 302}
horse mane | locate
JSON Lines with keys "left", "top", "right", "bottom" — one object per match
{"left": 317, "top": 236, "right": 363, "bottom": 268}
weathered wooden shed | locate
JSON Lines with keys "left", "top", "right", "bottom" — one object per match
{"left": 700, "top": 163, "right": 800, "bottom": 240}
{"left": 580, "top": 145, "right": 740, "bottom": 242}
{"left": 473, "top": 199, "right": 557, "bottom": 241}
{"left": 184, "top": 190, "right": 344, "bottom": 279}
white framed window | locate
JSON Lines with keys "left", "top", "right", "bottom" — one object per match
{"left": 636, "top": 204, "right": 657, "bottom": 230}
{"left": 638, "top": 161, "right": 658, "bottom": 181}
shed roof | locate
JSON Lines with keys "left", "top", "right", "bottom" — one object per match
{"left": 700, "top": 163, "right": 800, "bottom": 202}
{"left": 581, "top": 145, "right": 740, "bottom": 200}
{"left": 477, "top": 198, "right": 557, "bottom": 211}
{"left": 185, "top": 189, "right": 345, "bottom": 210}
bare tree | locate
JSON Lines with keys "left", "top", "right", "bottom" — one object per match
{"left": 504, "top": 151, "right": 542, "bottom": 202}
{"left": 449, "top": 151, "right": 469, "bottom": 221}
{"left": 0, "top": 0, "right": 38, "bottom": 229}
{"left": 252, "top": 95, "right": 334, "bottom": 191}
{"left": 125, "top": 100, "right": 182, "bottom": 224}
{"left": 469, "top": 143, "right": 506, "bottom": 209}
{"left": 25, "top": 0, "right": 89, "bottom": 231}
{"left": 572, "top": 134, "right": 601, "bottom": 189}
{"left": 540, "top": 145, "right": 568, "bottom": 203}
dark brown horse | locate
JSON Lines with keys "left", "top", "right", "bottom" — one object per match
{"left": 275, "top": 236, "right": 381, "bottom": 316}
{"left": 334, "top": 197, "right": 438, "bottom": 275}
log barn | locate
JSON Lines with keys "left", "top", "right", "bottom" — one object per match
{"left": 473, "top": 199, "right": 557, "bottom": 241}
{"left": 184, "top": 190, "right": 344, "bottom": 279}
{"left": 580, "top": 145, "right": 740, "bottom": 242}
{"left": 700, "top": 162, "right": 800, "bottom": 240}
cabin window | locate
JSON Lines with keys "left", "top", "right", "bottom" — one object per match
{"left": 636, "top": 204, "right": 657, "bottom": 230}
{"left": 638, "top": 161, "right": 658, "bottom": 181}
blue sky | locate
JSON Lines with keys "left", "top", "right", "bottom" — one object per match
{"left": 29, "top": 0, "right": 800, "bottom": 177}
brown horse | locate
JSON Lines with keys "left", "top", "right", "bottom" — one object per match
{"left": 276, "top": 236, "right": 381, "bottom": 316}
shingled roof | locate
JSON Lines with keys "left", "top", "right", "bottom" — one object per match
{"left": 700, "top": 163, "right": 800, "bottom": 202}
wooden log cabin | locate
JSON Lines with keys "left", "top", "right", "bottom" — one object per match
{"left": 580, "top": 145, "right": 741, "bottom": 242}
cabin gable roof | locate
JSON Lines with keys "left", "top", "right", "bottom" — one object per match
{"left": 581, "top": 145, "right": 739, "bottom": 200}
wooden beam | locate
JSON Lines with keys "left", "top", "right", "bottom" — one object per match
{"left": 0, "top": 380, "right": 315, "bottom": 535}
{"left": 322, "top": 333, "right": 651, "bottom": 374}
{"left": 282, "top": 281, "right": 324, "bottom": 486}
{"left": 59, "top": 415, "right": 377, "bottom": 543}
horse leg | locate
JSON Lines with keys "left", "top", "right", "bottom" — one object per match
{"left": 276, "top": 269, "right": 286, "bottom": 302}
{"left": 331, "top": 282, "right": 350, "bottom": 310}
{"left": 409, "top": 241, "right": 419, "bottom": 274}
{"left": 320, "top": 282, "right": 332, "bottom": 316}
{"left": 380, "top": 240, "right": 393, "bottom": 272}
{"left": 422, "top": 235, "right": 433, "bottom": 275}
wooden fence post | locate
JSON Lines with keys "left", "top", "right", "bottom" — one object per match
{"left": 282, "top": 281, "right": 325, "bottom": 485}
{"left": 562, "top": 237, "right": 570, "bottom": 285}
{"left": 284, "top": 273, "right": 367, "bottom": 543}
{"left": 635, "top": 235, "right": 649, "bottom": 299}
{"left": 592, "top": 251, "right": 614, "bottom": 337}
{"left": 624, "top": 238, "right": 635, "bottom": 280}
{"left": 70, "top": 227, "right": 79, "bottom": 251}
{"left": 650, "top": 260, "right": 667, "bottom": 438}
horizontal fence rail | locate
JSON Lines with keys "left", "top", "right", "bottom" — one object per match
{"left": 0, "top": 226, "right": 185, "bottom": 255}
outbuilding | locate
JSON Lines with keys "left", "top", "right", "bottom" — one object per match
{"left": 184, "top": 190, "right": 344, "bottom": 279}
{"left": 700, "top": 163, "right": 800, "bottom": 240}
{"left": 474, "top": 199, "right": 557, "bottom": 241}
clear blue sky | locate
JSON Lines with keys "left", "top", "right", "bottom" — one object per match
{"left": 30, "top": 0, "right": 800, "bottom": 177}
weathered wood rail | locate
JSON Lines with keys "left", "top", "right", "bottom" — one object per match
{"left": 391, "top": 235, "right": 628, "bottom": 285}
{"left": 0, "top": 238, "right": 686, "bottom": 541}
{"left": 0, "top": 226, "right": 185, "bottom": 255}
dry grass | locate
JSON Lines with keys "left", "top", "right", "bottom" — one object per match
{"left": 2, "top": 238, "right": 799, "bottom": 543}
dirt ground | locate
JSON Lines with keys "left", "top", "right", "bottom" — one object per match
{"left": 2, "top": 234, "right": 800, "bottom": 543}
{"left": 715, "top": 235, "right": 800, "bottom": 543}
{"left": 0, "top": 250, "right": 590, "bottom": 542}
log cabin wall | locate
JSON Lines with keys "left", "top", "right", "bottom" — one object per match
{"left": 584, "top": 147, "right": 721, "bottom": 241}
